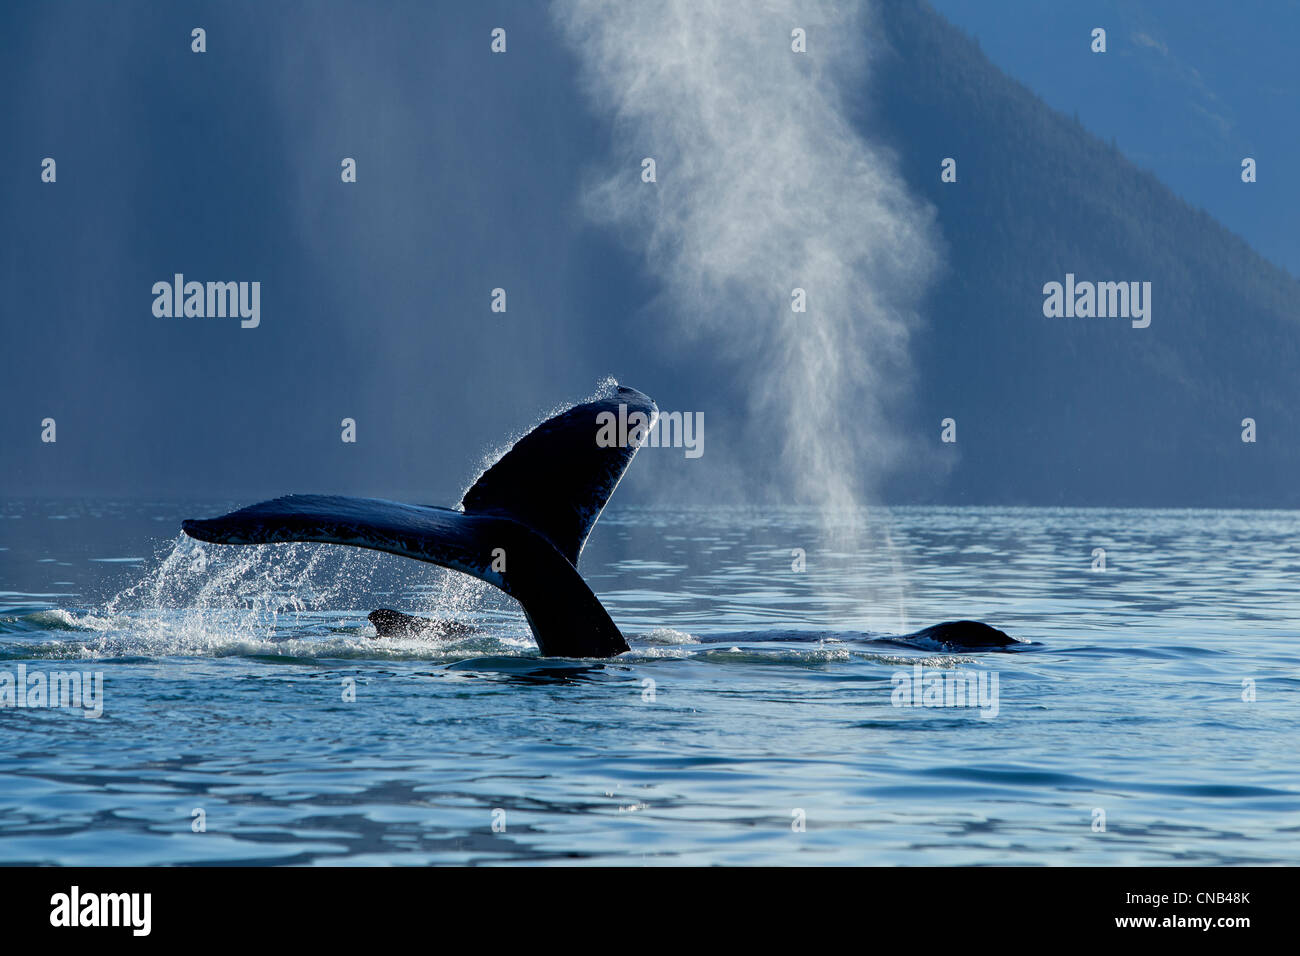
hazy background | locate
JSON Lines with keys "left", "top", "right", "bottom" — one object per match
{"left": 3, "top": 0, "right": 1297, "bottom": 508}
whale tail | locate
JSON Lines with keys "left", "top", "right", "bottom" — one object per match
{"left": 460, "top": 385, "right": 657, "bottom": 563}
{"left": 182, "top": 385, "right": 659, "bottom": 657}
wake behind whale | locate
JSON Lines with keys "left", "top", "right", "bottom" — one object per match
{"left": 182, "top": 385, "right": 1021, "bottom": 657}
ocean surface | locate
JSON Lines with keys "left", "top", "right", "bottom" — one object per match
{"left": 1, "top": 499, "right": 1297, "bottom": 865}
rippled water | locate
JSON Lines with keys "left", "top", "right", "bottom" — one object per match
{"left": 1, "top": 499, "right": 1298, "bottom": 864}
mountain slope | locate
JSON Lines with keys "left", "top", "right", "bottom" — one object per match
{"left": 869, "top": 0, "right": 1300, "bottom": 506}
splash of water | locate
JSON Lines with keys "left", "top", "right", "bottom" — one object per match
{"left": 52, "top": 534, "right": 516, "bottom": 659}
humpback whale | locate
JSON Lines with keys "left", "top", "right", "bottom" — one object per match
{"left": 182, "top": 384, "right": 1018, "bottom": 657}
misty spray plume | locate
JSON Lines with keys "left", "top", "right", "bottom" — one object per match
{"left": 554, "top": 0, "right": 939, "bottom": 535}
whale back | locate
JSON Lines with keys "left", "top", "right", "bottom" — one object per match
{"left": 460, "top": 385, "right": 658, "bottom": 565}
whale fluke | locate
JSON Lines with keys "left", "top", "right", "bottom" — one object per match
{"left": 182, "top": 386, "right": 659, "bottom": 658}
{"left": 462, "top": 385, "right": 656, "bottom": 564}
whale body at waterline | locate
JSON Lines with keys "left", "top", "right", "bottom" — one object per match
{"left": 364, "top": 607, "right": 1022, "bottom": 651}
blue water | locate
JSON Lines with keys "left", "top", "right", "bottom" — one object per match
{"left": 1, "top": 499, "right": 1298, "bottom": 865}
